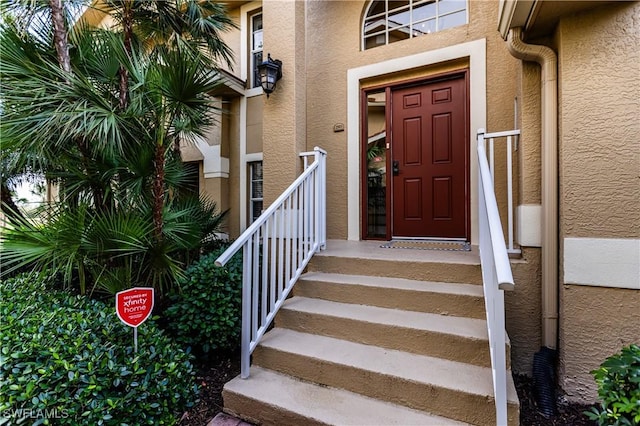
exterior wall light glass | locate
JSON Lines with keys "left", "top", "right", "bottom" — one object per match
{"left": 257, "top": 53, "right": 282, "bottom": 97}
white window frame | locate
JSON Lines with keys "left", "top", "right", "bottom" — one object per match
{"left": 240, "top": 2, "right": 263, "bottom": 98}
{"left": 249, "top": 11, "right": 263, "bottom": 89}
{"left": 362, "top": 0, "right": 469, "bottom": 50}
{"left": 248, "top": 160, "right": 264, "bottom": 223}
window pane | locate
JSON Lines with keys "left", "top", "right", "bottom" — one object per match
{"left": 366, "top": 91, "right": 387, "bottom": 238}
{"left": 413, "top": 18, "right": 436, "bottom": 36}
{"left": 439, "top": 0, "right": 466, "bottom": 14}
{"left": 252, "top": 162, "right": 263, "bottom": 179}
{"left": 389, "top": 25, "right": 411, "bottom": 43}
{"left": 252, "top": 200, "right": 263, "bottom": 222}
{"left": 252, "top": 14, "right": 263, "bottom": 31}
{"left": 252, "top": 30, "right": 263, "bottom": 51}
{"left": 439, "top": 9, "right": 466, "bottom": 30}
{"left": 252, "top": 181, "right": 263, "bottom": 199}
{"left": 388, "top": 7, "right": 411, "bottom": 28}
{"left": 365, "top": 34, "right": 386, "bottom": 49}
{"left": 368, "top": 0, "right": 386, "bottom": 17}
{"left": 388, "top": 1, "right": 410, "bottom": 12}
{"left": 364, "top": 17, "right": 387, "bottom": 36}
{"left": 252, "top": 51, "right": 263, "bottom": 88}
{"left": 412, "top": 1, "right": 436, "bottom": 22}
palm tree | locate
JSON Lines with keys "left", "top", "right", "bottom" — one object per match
{"left": 0, "top": 0, "right": 235, "bottom": 295}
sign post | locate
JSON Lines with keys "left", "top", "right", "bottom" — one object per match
{"left": 115, "top": 287, "right": 154, "bottom": 352}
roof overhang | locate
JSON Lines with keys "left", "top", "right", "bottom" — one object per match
{"left": 209, "top": 69, "right": 246, "bottom": 98}
{"left": 498, "top": 0, "right": 537, "bottom": 40}
{"left": 498, "top": 0, "right": 612, "bottom": 40}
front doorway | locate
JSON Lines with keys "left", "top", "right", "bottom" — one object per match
{"left": 363, "top": 71, "right": 469, "bottom": 240}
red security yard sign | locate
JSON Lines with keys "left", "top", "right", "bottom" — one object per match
{"left": 116, "top": 287, "right": 154, "bottom": 352}
{"left": 116, "top": 287, "right": 154, "bottom": 327}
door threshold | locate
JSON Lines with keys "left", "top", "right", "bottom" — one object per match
{"left": 390, "top": 236, "right": 468, "bottom": 242}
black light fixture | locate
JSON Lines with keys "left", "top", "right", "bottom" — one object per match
{"left": 257, "top": 53, "right": 282, "bottom": 97}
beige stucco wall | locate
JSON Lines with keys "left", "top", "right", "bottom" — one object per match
{"left": 555, "top": 2, "right": 640, "bottom": 402}
{"left": 557, "top": 2, "right": 640, "bottom": 240}
{"left": 226, "top": 98, "right": 242, "bottom": 238}
{"left": 262, "top": 1, "right": 308, "bottom": 206}
{"left": 518, "top": 63, "right": 542, "bottom": 205}
{"left": 506, "top": 247, "right": 542, "bottom": 375}
{"left": 246, "top": 96, "right": 264, "bottom": 154}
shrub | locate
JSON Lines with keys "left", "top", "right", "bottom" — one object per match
{"left": 165, "top": 245, "right": 242, "bottom": 353}
{"left": 586, "top": 344, "right": 640, "bottom": 425}
{"left": 0, "top": 274, "right": 198, "bottom": 425}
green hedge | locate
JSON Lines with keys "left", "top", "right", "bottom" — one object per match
{"left": 587, "top": 344, "right": 640, "bottom": 425}
{"left": 0, "top": 274, "right": 198, "bottom": 425}
{"left": 165, "top": 245, "right": 243, "bottom": 354}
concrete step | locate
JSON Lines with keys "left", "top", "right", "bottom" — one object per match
{"left": 277, "top": 296, "right": 494, "bottom": 367}
{"left": 223, "top": 366, "right": 469, "bottom": 426}
{"left": 308, "top": 240, "right": 482, "bottom": 284}
{"left": 253, "top": 329, "right": 519, "bottom": 425}
{"left": 295, "top": 272, "right": 486, "bottom": 319}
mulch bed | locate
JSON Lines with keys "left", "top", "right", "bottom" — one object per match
{"left": 178, "top": 351, "right": 241, "bottom": 426}
{"left": 178, "top": 355, "right": 597, "bottom": 426}
{"left": 514, "top": 374, "right": 597, "bottom": 426}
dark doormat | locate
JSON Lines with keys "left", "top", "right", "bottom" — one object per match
{"left": 380, "top": 240, "right": 471, "bottom": 251}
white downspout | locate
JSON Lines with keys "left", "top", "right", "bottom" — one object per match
{"left": 507, "top": 27, "right": 558, "bottom": 349}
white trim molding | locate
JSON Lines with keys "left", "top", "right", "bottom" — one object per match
{"left": 517, "top": 204, "right": 542, "bottom": 247}
{"left": 194, "top": 141, "right": 229, "bottom": 179}
{"left": 564, "top": 237, "right": 640, "bottom": 290}
{"left": 239, "top": 2, "right": 262, "bottom": 232}
{"left": 347, "top": 38, "right": 487, "bottom": 242}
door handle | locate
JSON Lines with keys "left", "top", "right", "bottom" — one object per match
{"left": 393, "top": 160, "right": 400, "bottom": 176}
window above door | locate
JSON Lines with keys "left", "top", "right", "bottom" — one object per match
{"left": 363, "top": 0, "right": 468, "bottom": 50}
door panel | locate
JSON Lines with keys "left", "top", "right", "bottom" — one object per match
{"left": 391, "top": 75, "right": 468, "bottom": 239}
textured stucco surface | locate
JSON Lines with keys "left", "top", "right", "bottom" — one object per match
{"left": 557, "top": 2, "right": 640, "bottom": 239}
{"left": 262, "top": 1, "right": 307, "bottom": 206}
{"left": 519, "top": 63, "right": 542, "bottom": 205}
{"left": 506, "top": 247, "right": 542, "bottom": 375}
{"left": 554, "top": 2, "right": 640, "bottom": 402}
{"left": 227, "top": 98, "right": 242, "bottom": 237}
{"left": 559, "top": 285, "right": 640, "bottom": 402}
{"left": 245, "top": 96, "right": 263, "bottom": 154}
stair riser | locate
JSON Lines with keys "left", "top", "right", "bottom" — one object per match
{"left": 276, "top": 309, "right": 492, "bottom": 367}
{"left": 308, "top": 256, "right": 482, "bottom": 284}
{"left": 254, "top": 346, "right": 518, "bottom": 425}
{"left": 223, "top": 392, "right": 328, "bottom": 426}
{"left": 294, "top": 279, "right": 486, "bottom": 319}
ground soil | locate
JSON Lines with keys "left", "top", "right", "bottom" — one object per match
{"left": 178, "top": 351, "right": 241, "bottom": 426}
{"left": 178, "top": 354, "right": 597, "bottom": 426}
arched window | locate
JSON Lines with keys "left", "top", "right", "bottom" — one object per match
{"left": 363, "top": 0, "right": 467, "bottom": 50}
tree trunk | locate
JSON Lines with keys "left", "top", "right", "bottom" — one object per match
{"left": 49, "top": 0, "right": 71, "bottom": 75}
{"left": 152, "top": 143, "right": 166, "bottom": 243}
{"left": 119, "top": 0, "right": 134, "bottom": 110}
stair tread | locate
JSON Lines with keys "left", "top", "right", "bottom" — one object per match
{"left": 300, "top": 272, "right": 484, "bottom": 296}
{"left": 259, "top": 328, "right": 519, "bottom": 403}
{"left": 282, "top": 296, "right": 488, "bottom": 340}
{"left": 225, "top": 366, "right": 470, "bottom": 425}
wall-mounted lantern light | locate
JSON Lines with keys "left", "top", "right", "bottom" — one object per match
{"left": 257, "top": 53, "right": 282, "bottom": 97}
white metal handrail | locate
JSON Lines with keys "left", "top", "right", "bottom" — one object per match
{"left": 215, "top": 147, "right": 327, "bottom": 379}
{"left": 477, "top": 129, "right": 515, "bottom": 426}
{"left": 478, "top": 129, "right": 521, "bottom": 254}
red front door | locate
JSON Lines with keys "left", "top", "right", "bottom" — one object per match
{"left": 391, "top": 74, "right": 468, "bottom": 239}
